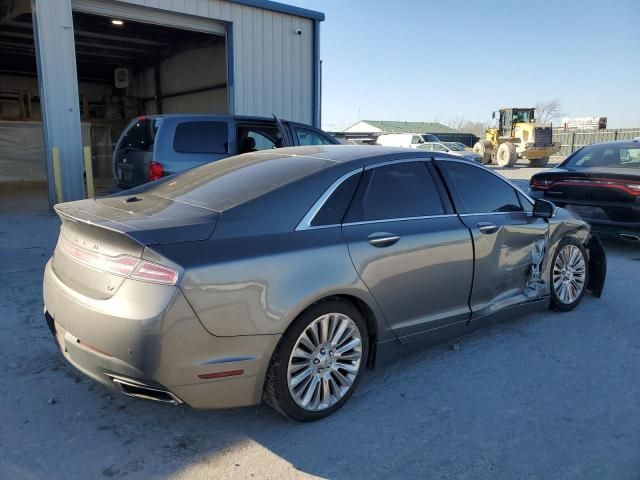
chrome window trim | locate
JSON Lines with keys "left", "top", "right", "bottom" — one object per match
{"left": 295, "top": 168, "right": 363, "bottom": 231}
{"left": 296, "top": 157, "right": 439, "bottom": 231}
{"left": 363, "top": 157, "right": 433, "bottom": 170}
{"left": 342, "top": 214, "right": 457, "bottom": 227}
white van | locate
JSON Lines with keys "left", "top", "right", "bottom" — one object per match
{"left": 376, "top": 133, "right": 440, "bottom": 148}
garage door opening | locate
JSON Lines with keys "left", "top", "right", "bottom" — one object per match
{"left": 0, "top": 4, "right": 228, "bottom": 197}
{"left": 70, "top": 10, "right": 229, "bottom": 193}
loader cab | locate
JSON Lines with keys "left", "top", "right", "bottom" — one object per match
{"left": 494, "top": 108, "right": 535, "bottom": 137}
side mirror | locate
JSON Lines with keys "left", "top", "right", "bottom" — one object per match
{"left": 492, "top": 111, "right": 496, "bottom": 119}
{"left": 533, "top": 198, "right": 555, "bottom": 218}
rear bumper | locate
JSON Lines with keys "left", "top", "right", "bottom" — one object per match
{"left": 43, "top": 260, "right": 280, "bottom": 409}
{"left": 530, "top": 192, "right": 640, "bottom": 235}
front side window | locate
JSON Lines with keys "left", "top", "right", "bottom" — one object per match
{"left": 173, "top": 121, "right": 228, "bottom": 154}
{"left": 439, "top": 161, "right": 522, "bottom": 214}
{"left": 295, "top": 127, "right": 334, "bottom": 146}
{"left": 237, "top": 124, "right": 282, "bottom": 153}
{"left": 344, "top": 162, "right": 444, "bottom": 223}
{"left": 411, "top": 135, "right": 424, "bottom": 145}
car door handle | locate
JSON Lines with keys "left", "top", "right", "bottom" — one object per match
{"left": 367, "top": 233, "right": 401, "bottom": 247}
{"left": 477, "top": 222, "right": 499, "bottom": 234}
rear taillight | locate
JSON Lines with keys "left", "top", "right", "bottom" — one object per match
{"left": 148, "top": 161, "right": 163, "bottom": 181}
{"left": 130, "top": 261, "right": 178, "bottom": 285}
{"left": 530, "top": 179, "right": 554, "bottom": 190}
{"left": 57, "top": 237, "right": 178, "bottom": 285}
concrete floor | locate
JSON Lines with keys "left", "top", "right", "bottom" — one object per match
{"left": 1, "top": 168, "right": 639, "bottom": 479}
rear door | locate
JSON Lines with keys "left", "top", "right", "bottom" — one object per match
{"left": 436, "top": 159, "right": 548, "bottom": 318}
{"left": 342, "top": 159, "right": 474, "bottom": 341}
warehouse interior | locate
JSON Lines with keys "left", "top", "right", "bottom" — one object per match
{"left": 0, "top": 4, "right": 228, "bottom": 190}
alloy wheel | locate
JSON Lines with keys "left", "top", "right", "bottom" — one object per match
{"left": 552, "top": 244, "right": 586, "bottom": 304}
{"left": 287, "top": 313, "right": 363, "bottom": 412}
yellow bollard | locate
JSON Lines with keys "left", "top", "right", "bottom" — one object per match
{"left": 83, "top": 146, "right": 94, "bottom": 198}
{"left": 52, "top": 147, "right": 63, "bottom": 204}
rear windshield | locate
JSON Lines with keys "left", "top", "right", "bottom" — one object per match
{"left": 118, "top": 117, "right": 162, "bottom": 153}
{"left": 173, "top": 121, "right": 228, "bottom": 154}
{"left": 563, "top": 144, "right": 640, "bottom": 169}
{"left": 142, "top": 152, "right": 331, "bottom": 211}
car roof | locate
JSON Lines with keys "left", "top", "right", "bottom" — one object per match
{"left": 580, "top": 139, "right": 640, "bottom": 148}
{"left": 143, "top": 114, "right": 293, "bottom": 123}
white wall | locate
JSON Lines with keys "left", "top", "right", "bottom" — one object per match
{"left": 133, "top": 44, "right": 228, "bottom": 115}
{"left": 116, "top": 0, "right": 315, "bottom": 124}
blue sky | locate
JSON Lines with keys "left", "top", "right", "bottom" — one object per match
{"left": 288, "top": 0, "right": 640, "bottom": 128}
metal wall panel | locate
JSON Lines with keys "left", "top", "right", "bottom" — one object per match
{"left": 33, "top": 0, "right": 86, "bottom": 203}
{"left": 112, "top": 0, "right": 315, "bottom": 124}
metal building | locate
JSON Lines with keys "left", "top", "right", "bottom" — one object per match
{"left": 0, "top": 0, "right": 324, "bottom": 203}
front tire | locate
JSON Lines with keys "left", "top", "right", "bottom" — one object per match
{"left": 496, "top": 142, "right": 518, "bottom": 167}
{"left": 550, "top": 238, "right": 589, "bottom": 311}
{"left": 263, "top": 299, "right": 368, "bottom": 421}
{"left": 473, "top": 140, "right": 493, "bottom": 164}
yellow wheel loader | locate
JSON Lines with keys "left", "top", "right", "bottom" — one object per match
{"left": 473, "top": 108, "right": 560, "bottom": 168}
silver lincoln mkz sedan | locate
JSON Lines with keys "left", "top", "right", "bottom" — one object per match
{"left": 43, "top": 146, "right": 606, "bottom": 421}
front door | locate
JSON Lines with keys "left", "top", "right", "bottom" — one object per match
{"left": 341, "top": 160, "right": 474, "bottom": 341}
{"left": 436, "top": 159, "right": 549, "bottom": 317}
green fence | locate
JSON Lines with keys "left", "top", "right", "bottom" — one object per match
{"left": 551, "top": 128, "right": 640, "bottom": 160}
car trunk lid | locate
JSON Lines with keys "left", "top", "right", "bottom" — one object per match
{"left": 532, "top": 168, "right": 640, "bottom": 203}
{"left": 52, "top": 195, "right": 218, "bottom": 299}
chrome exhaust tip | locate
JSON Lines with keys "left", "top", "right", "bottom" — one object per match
{"left": 619, "top": 233, "right": 640, "bottom": 242}
{"left": 108, "top": 374, "right": 182, "bottom": 405}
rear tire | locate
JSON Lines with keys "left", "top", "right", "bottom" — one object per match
{"left": 550, "top": 238, "right": 589, "bottom": 311}
{"left": 496, "top": 142, "right": 518, "bottom": 167}
{"left": 529, "top": 156, "right": 550, "bottom": 168}
{"left": 473, "top": 140, "right": 493, "bottom": 164}
{"left": 263, "top": 299, "right": 368, "bottom": 422}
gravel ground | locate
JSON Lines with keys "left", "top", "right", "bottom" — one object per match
{"left": 1, "top": 171, "right": 639, "bottom": 479}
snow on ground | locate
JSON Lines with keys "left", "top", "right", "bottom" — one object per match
{"left": 1, "top": 173, "right": 639, "bottom": 479}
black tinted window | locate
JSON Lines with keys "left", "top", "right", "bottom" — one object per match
{"left": 173, "top": 121, "right": 228, "bottom": 154}
{"left": 440, "top": 161, "right": 521, "bottom": 214}
{"left": 344, "top": 162, "right": 444, "bottom": 222}
{"left": 311, "top": 172, "right": 361, "bottom": 226}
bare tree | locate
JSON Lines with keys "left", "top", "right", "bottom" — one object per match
{"left": 460, "top": 120, "right": 492, "bottom": 137}
{"left": 535, "top": 99, "right": 564, "bottom": 125}
{"left": 446, "top": 115, "right": 466, "bottom": 131}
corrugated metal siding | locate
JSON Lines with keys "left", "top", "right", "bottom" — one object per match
{"left": 115, "top": 0, "right": 314, "bottom": 124}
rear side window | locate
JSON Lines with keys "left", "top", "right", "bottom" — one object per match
{"left": 173, "top": 121, "right": 228, "bottom": 154}
{"left": 344, "top": 162, "right": 444, "bottom": 223}
{"left": 310, "top": 172, "right": 361, "bottom": 226}
{"left": 439, "top": 161, "right": 522, "bottom": 214}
